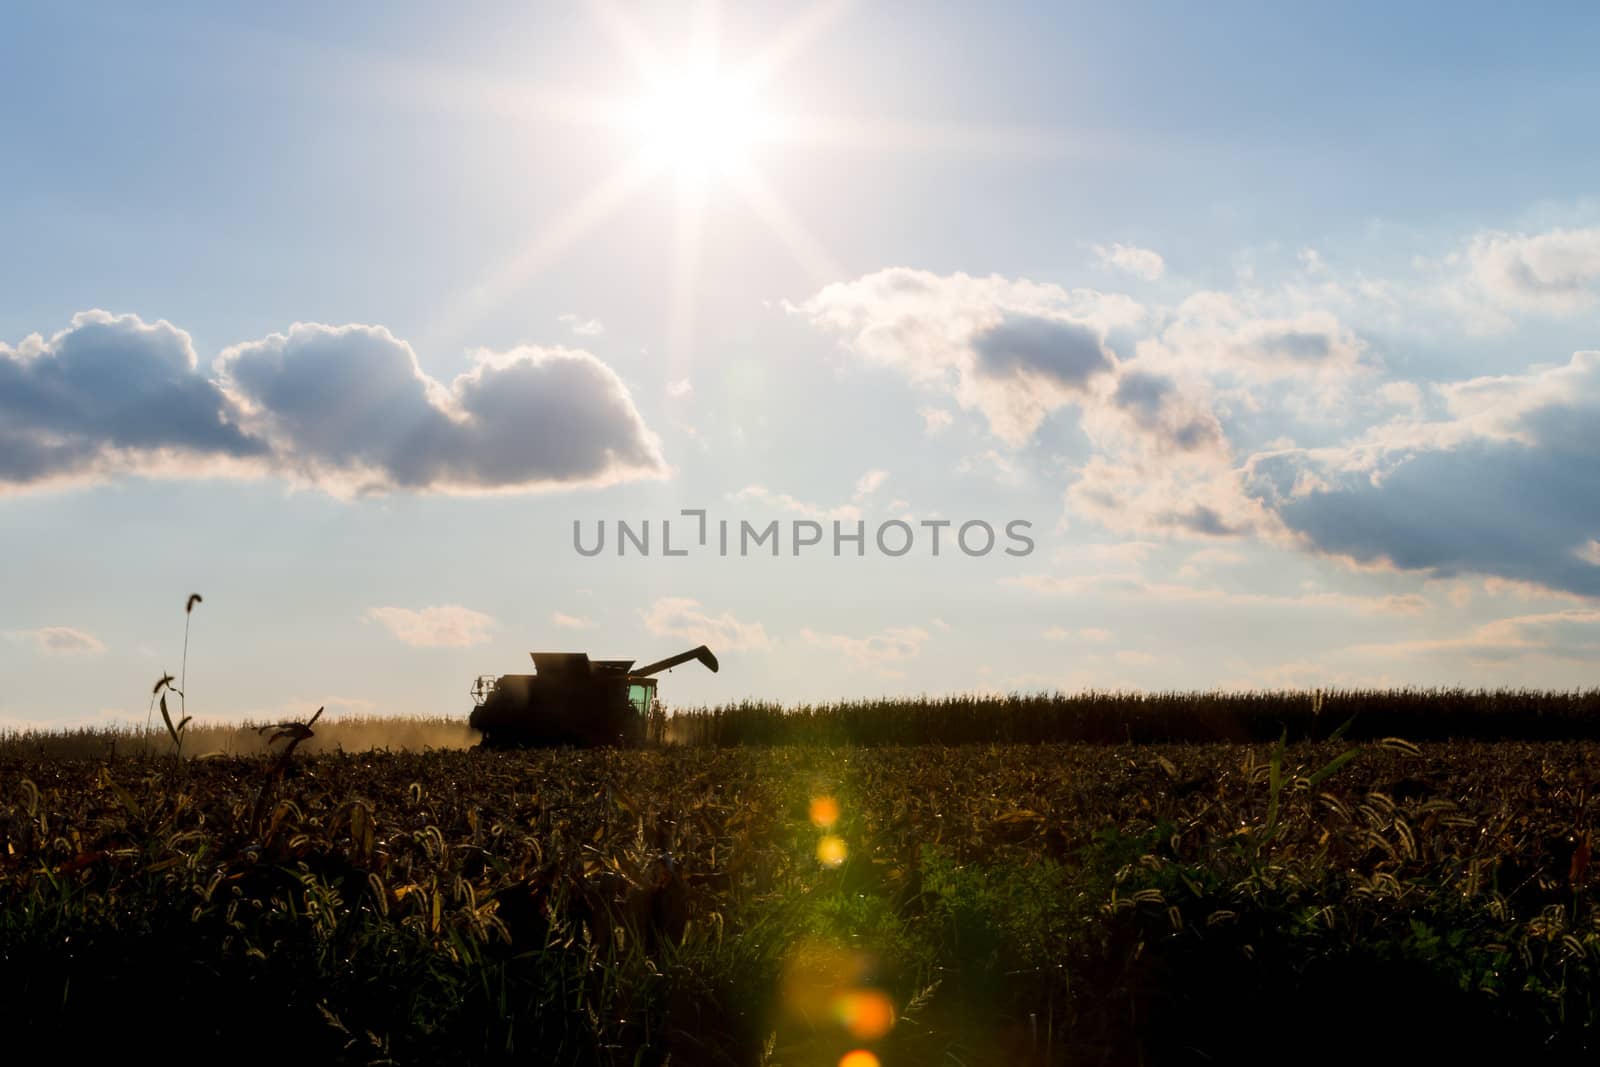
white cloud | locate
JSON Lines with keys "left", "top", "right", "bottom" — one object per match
{"left": 640, "top": 597, "right": 770, "bottom": 650}
{"left": 919, "top": 407, "right": 954, "bottom": 434}
{"left": 1377, "top": 380, "right": 1425, "bottom": 415}
{"left": 666, "top": 378, "right": 693, "bottom": 398}
{"left": 1064, "top": 455, "right": 1263, "bottom": 540}
{"left": 731, "top": 485, "right": 861, "bottom": 521}
{"left": 1095, "top": 242, "right": 1166, "bottom": 281}
{"left": 5, "top": 627, "right": 107, "bottom": 654}
{"left": 1054, "top": 541, "right": 1162, "bottom": 566}
{"left": 1141, "top": 297, "right": 1370, "bottom": 386}
{"left": 0, "top": 311, "right": 667, "bottom": 495}
{"left": 852, "top": 469, "right": 889, "bottom": 501}
{"left": 1242, "top": 349, "right": 1600, "bottom": 597}
{"left": 366, "top": 605, "right": 496, "bottom": 647}
{"left": 956, "top": 449, "right": 1023, "bottom": 486}
{"left": 0, "top": 310, "right": 266, "bottom": 490}
{"left": 1469, "top": 227, "right": 1600, "bottom": 313}
{"left": 219, "top": 325, "right": 666, "bottom": 495}
{"left": 558, "top": 313, "right": 606, "bottom": 336}
{"left": 794, "top": 268, "right": 1143, "bottom": 444}
{"left": 801, "top": 624, "right": 931, "bottom": 672}
{"left": 795, "top": 268, "right": 1252, "bottom": 542}
{"left": 1178, "top": 546, "right": 1247, "bottom": 577}
{"left": 1010, "top": 572, "right": 1429, "bottom": 616}
{"left": 1216, "top": 660, "right": 1402, "bottom": 691}
{"left": 1347, "top": 609, "right": 1600, "bottom": 663}
{"left": 1042, "top": 626, "right": 1112, "bottom": 642}
{"left": 551, "top": 612, "right": 596, "bottom": 630}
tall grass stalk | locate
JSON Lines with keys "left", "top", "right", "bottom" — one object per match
{"left": 181, "top": 593, "right": 201, "bottom": 729}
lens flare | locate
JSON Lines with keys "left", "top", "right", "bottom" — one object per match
{"left": 628, "top": 64, "right": 771, "bottom": 179}
{"left": 780, "top": 937, "right": 876, "bottom": 1018}
{"left": 839, "top": 1051, "right": 881, "bottom": 1067}
{"left": 817, "top": 834, "right": 848, "bottom": 867}
{"left": 810, "top": 795, "right": 841, "bottom": 828}
{"left": 831, "top": 988, "right": 896, "bottom": 1040}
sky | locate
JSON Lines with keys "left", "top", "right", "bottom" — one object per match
{"left": 3, "top": 1, "right": 1600, "bottom": 727}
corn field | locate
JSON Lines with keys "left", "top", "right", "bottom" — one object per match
{"left": 667, "top": 687, "right": 1600, "bottom": 745}
{"left": 4, "top": 735, "right": 1600, "bottom": 1063}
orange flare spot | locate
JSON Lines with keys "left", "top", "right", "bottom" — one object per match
{"left": 810, "top": 795, "right": 841, "bottom": 828}
{"left": 832, "top": 988, "right": 896, "bottom": 1040}
{"left": 817, "top": 834, "right": 848, "bottom": 868}
{"left": 839, "top": 1051, "right": 880, "bottom": 1067}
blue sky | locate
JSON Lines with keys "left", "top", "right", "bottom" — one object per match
{"left": 4, "top": 2, "right": 1600, "bottom": 727}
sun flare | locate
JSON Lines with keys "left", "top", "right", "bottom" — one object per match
{"left": 629, "top": 64, "right": 772, "bottom": 178}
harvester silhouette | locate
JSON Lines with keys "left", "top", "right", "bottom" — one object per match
{"left": 469, "top": 645, "right": 718, "bottom": 747}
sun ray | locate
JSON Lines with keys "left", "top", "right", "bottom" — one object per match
{"left": 667, "top": 175, "right": 709, "bottom": 372}
{"left": 425, "top": 155, "right": 661, "bottom": 349}
{"left": 736, "top": 0, "right": 855, "bottom": 89}
{"left": 688, "top": 0, "right": 721, "bottom": 67}
{"left": 385, "top": 61, "right": 624, "bottom": 130}
{"left": 430, "top": 1, "right": 1003, "bottom": 352}
{"left": 727, "top": 160, "right": 843, "bottom": 286}
{"left": 586, "top": 0, "right": 666, "bottom": 81}
{"left": 779, "top": 112, "right": 1087, "bottom": 160}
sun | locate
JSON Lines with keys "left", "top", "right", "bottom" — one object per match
{"left": 629, "top": 63, "right": 771, "bottom": 179}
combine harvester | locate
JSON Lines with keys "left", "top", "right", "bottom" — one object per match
{"left": 468, "top": 645, "right": 719, "bottom": 748}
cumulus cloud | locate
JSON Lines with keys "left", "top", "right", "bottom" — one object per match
{"left": 1064, "top": 455, "right": 1262, "bottom": 540}
{"left": 640, "top": 597, "right": 769, "bottom": 650}
{"left": 0, "top": 310, "right": 265, "bottom": 488}
{"left": 1470, "top": 227, "right": 1600, "bottom": 313}
{"left": 972, "top": 313, "right": 1113, "bottom": 387}
{"left": 1107, "top": 370, "right": 1226, "bottom": 455}
{"left": 1142, "top": 296, "right": 1369, "bottom": 386}
{"left": 218, "top": 324, "right": 665, "bottom": 494}
{"left": 366, "top": 605, "right": 496, "bottom": 647}
{"left": 792, "top": 225, "right": 1600, "bottom": 599}
{"left": 0, "top": 312, "right": 666, "bottom": 495}
{"left": 5, "top": 627, "right": 107, "bottom": 654}
{"left": 1095, "top": 242, "right": 1166, "bottom": 281}
{"left": 794, "top": 268, "right": 1142, "bottom": 444}
{"left": 552, "top": 612, "right": 596, "bottom": 630}
{"left": 795, "top": 268, "right": 1248, "bottom": 538}
{"left": 1245, "top": 350, "right": 1600, "bottom": 597}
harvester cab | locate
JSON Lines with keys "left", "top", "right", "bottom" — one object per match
{"left": 469, "top": 645, "right": 718, "bottom": 748}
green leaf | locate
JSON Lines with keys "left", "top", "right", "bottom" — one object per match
{"left": 1263, "top": 727, "right": 1287, "bottom": 840}
{"left": 1306, "top": 749, "right": 1358, "bottom": 789}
